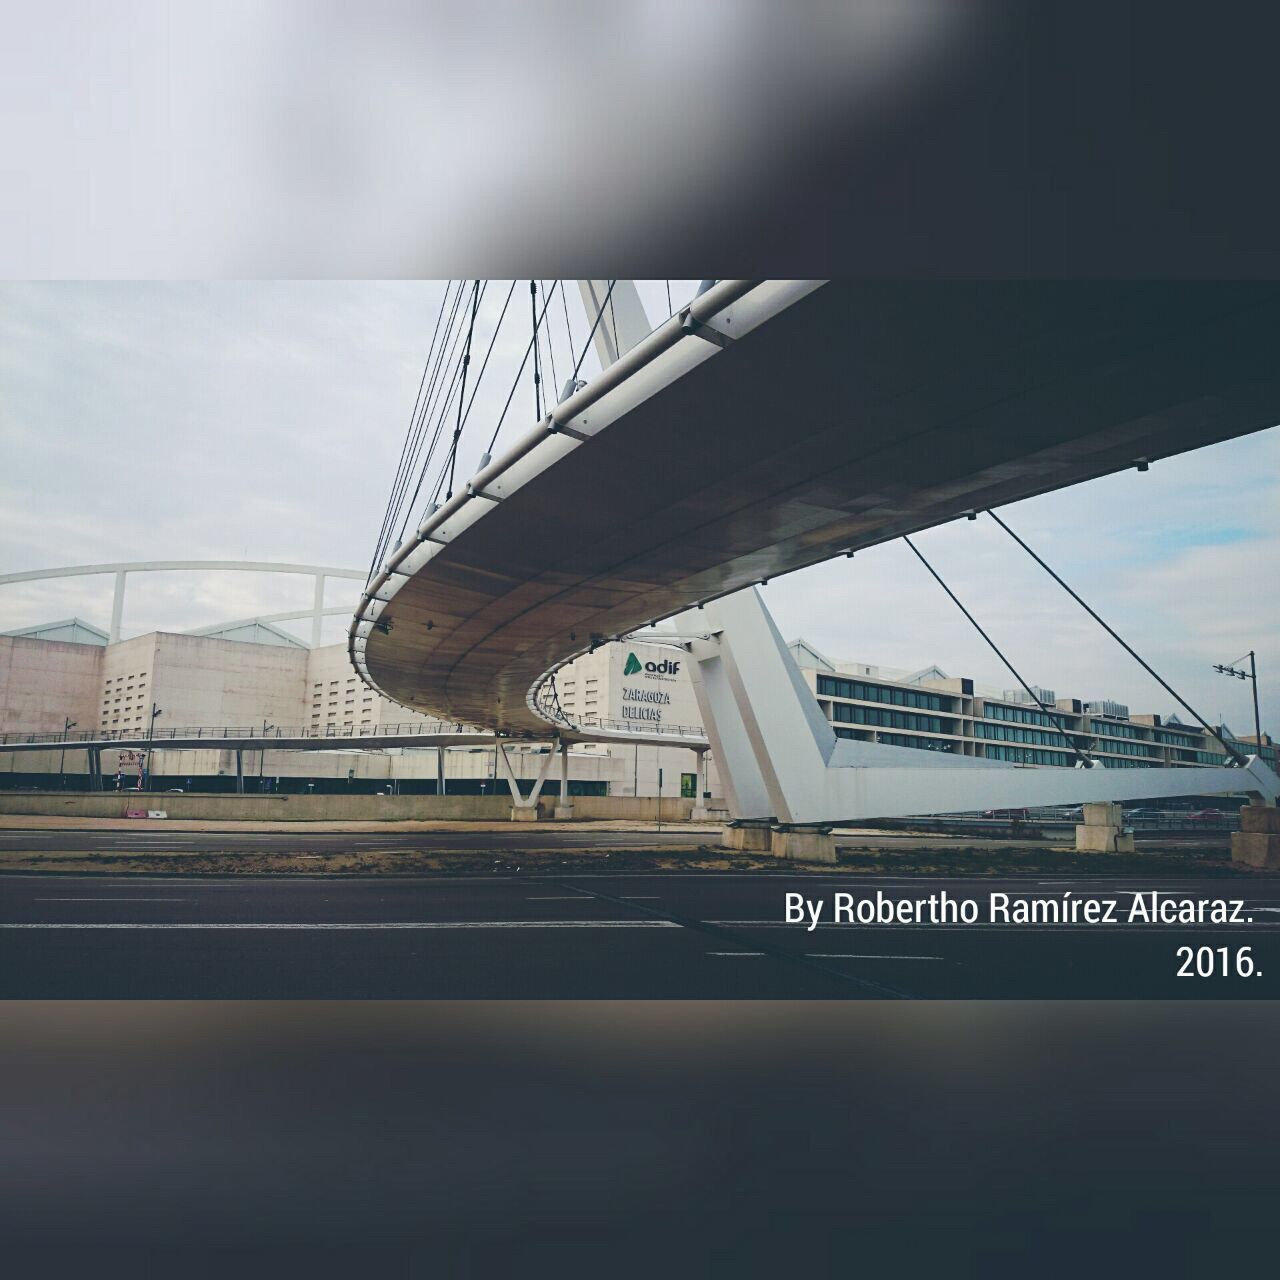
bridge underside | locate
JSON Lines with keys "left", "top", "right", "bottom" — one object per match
{"left": 363, "top": 281, "right": 1280, "bottom": 738}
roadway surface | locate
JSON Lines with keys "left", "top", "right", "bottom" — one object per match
{"left": 1, "top": 830, "right": 1275, "bottom": 998}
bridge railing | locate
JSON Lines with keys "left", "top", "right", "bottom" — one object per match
{"left": 0, "top": 720, "right": 490, "bottom": 746}
{"left": 0, "top": 717, "right": 708, "bottom": 746}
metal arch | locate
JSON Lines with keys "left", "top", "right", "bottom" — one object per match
{"left": 0, "top": 560, "right": 365, "bottom": 644}
{"left": 0, "top": 561, "right": 365, "bottom": 585}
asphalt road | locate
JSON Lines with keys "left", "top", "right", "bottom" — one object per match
{"left": 4, "top": 857, "right": 1279, "bottom": 997}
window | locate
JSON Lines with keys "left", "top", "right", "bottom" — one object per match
{"left": 816, "top": 675, "right": 950, "bottom": 712}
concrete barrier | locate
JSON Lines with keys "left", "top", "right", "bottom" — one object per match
{"left": 0, "top": 791, "right": 712, "bottom": 823}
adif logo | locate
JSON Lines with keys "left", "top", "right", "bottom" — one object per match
{"left": 625, "top": 651, "right": 680, "bottom": 677}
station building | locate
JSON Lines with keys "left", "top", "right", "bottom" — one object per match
{"left": 0, "top": 619, "right": 1271, "bottom": 800}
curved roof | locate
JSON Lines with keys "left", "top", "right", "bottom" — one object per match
{"left": 355, "top": 279, "right": 1280, "bottom": 737}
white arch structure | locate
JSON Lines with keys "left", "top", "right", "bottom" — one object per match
{"left": 353, "top": 280, "right": 1280, "bottom": 847}
{"left": 0, "top": 561, "right": 366, "bottom": 645}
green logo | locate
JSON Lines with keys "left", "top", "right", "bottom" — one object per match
{"left": 624, "top": 652, "right": 642, "bottom": 676}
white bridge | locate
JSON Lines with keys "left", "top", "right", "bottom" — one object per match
{"left": 354, "top": 280, "right": 1280, "bottom": 848}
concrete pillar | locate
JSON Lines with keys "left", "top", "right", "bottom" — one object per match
{"left": 1232, "top": 804, "right": 1280, "bottom": 868}
{"left": 110, "top": 571, "right": 127, "bottom": 643}
{"left": 311, "top": 575, "right": 325, "bottom": 647}
{"left": 690, "top": 749, "right": 711, "bottom": 821}
{"left": 437, "top": 745, "right": 446, "bottom": 796}
{"left": 88, "top": 747, "right": 102, "bottom": 791}
{"left": 1075, "top": 801, "right": 1134, "bottom": 853}
{"left": 509, "top": 806, "right": 539, "bottom": 822}
{"left": 721, "top": 820, "right": 774, "bottom": 852}
{"left": 235, "top": 749, "right": 244, "bottom": 794}
{"left": 553, "top": 740, "right": 575, "bottom": 820}
{"left": 770, "top": 825, "right": 837, "bottom": 864}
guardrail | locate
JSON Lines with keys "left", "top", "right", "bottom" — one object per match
{"left": 0, "top": 720, "right": 489, "bottom": 746}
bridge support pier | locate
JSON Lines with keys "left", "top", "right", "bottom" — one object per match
{"left": 689, "top": 748, "right": 711, "bottom": 820}
{"left": 552, "top": 741, "right": 575, "bottom": 820}
{"left": 234, "top": 750, "right": 244, "bottom": 795}
{"left": 721, "top": 820, "right": 774, "bottom": 853}
{"left": 87, "top": 748, "right": 102, "bottom": 791}
{"left": 770, "top": 824, "right": 837, "bottom": 864}
{"left": 1075, "top": 802, "right": 1135, "bottom": 853}
{"left": 1232, "top": 803, "right": 1280, "bottom": 868}
{"left": 498, "top": 742, "right": 557, "bottom": 822}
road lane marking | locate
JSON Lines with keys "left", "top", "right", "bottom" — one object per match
{"left": 34, "top": 897, "right": 192, "bottom": 902}
{"left": 807, "top": 953, "right": 942, "bottom": 961}
{"left": 707, "top": 951, "right": 766, "bottom": 957}
{"left": 0, "top": 920, "right": 680, "bottom": 930}
{"left": 526, "top": 895, "right": 589, "bottom": 900}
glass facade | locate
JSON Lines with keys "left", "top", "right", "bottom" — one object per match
{"left": 816, "top": 671, "right": 1272, "bottom": 774}
{"left": 832, "top": 702, "right": 947, "bottom": 734}
{"left": 985, "top": 744, "right": 1072, "bottom": 766}
{"left": 973, "top": 722, "right": 1073, "bottom": 748}
{"left": 984, "top": 703, "right": 1073, "bottom": 730}
{"left": 817, "top": 675, "right": 950, "bottom": 712}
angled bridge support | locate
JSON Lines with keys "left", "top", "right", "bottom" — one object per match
{"left": 687, "top": 588, "right": 1279, "bottom": 858}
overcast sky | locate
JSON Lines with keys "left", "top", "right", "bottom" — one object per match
{"left": 2, "top": 280, "right": 1276, "bottom": 738}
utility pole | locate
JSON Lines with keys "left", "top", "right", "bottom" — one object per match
{"left": 1213, "top": 651, "right": 1264, "bottom": 757}
{"left": 59, "top": 716, "right": 76, "bottom": 789}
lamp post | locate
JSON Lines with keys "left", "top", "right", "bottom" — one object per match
{"left": 146, "top": 703, "right": 162, "bottom": 790}
{"left": 58, "top": 716, "right": 76, "bottom": 789}
{"left": 1213, "top": 651, "right": 1263, "bottom": 757}
{"left": 260, "top": 721, "right": 274, "bottom": 787}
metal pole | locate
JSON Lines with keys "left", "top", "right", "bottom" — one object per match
{"left": 1251, "top": 650, "right": 1263, "bottom": 755}
{"left": 59, "top": 716, "right": 75, "bottom": 788}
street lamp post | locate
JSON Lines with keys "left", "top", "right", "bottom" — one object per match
{"left": 58, "top": 716, "right": 76, "bottom": 789}
{"left": 1213, "top": 651, "right": 1263, "bottom": 756}
{"left": 260, "top": 720, "right": 274, "bottom": 788}
{"left": 146, "top": 702, "right": 163, "bottom": 790}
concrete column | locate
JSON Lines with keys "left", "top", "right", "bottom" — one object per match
{"left": 437, "top": 745, "right": 446, "bottom": 796}
{"left": 235, "top": 749, "right": 244, "bottom": 794}
{"left": 553, "top": 740, "right": 575, "bottom": 820}
{"left": 1075, "top": 800, "right": 1134, "bottom": 853}
{"left": 770, "top": 825, "right": 837, "bottom": 864}
{"left": 88, "top": 747, "right": 102, "bottom": 791}
{"left": 690, "top": 749, "right": 711, "bottom": 821}
{"left": 1232, "top": 804, "right": 1280, "bottom": 868}
{"left": 110, "top": 571, "right": 127, "bottom": 643}
{"left": 311, "top": 575, "right": 325, "bottom": 647}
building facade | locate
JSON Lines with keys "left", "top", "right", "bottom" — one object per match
{"left": 0, "top": 621, "right": 1272, "bottom": 800}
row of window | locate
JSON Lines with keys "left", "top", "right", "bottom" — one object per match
{"left": 833, "top": 727, "right": 953, "bottom": 752}
{"left": 973, "top": 722, "right": 1073, "bottom": 748}
{"left": 1093, "top": 738, "right": 1158, "bottom": 759}
{"left": 985, "top": 745, "right": 1073, "bottom": 767}
{"left": 983, "top": 703, "right": 1071, "bottom": 730}
{"left": 1090, "top": 718, "right": 1143, "bottom": 740}
{"left": 817, "top": 676, "right": 950, "bottom": 712}
{"left": 832, "top": 703, "right": 947, "bottom": 734}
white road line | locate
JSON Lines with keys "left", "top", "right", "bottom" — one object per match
{"left": 620, "top": 895, "right": 661, "bottom": 899}
{"left": 34, "top": 897, "right": 192, "bottom": 902}
{"left": 0, "top": 920, "right": 680, "bottom": 930}
{"left": 526, "top": 895, "right": 588, "bottom": 900}
{"left": 707, "top": 951, "right": 767, "bottom": 957}
{"left": 807, "top": 953, "right": 942, "bottom": 960}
